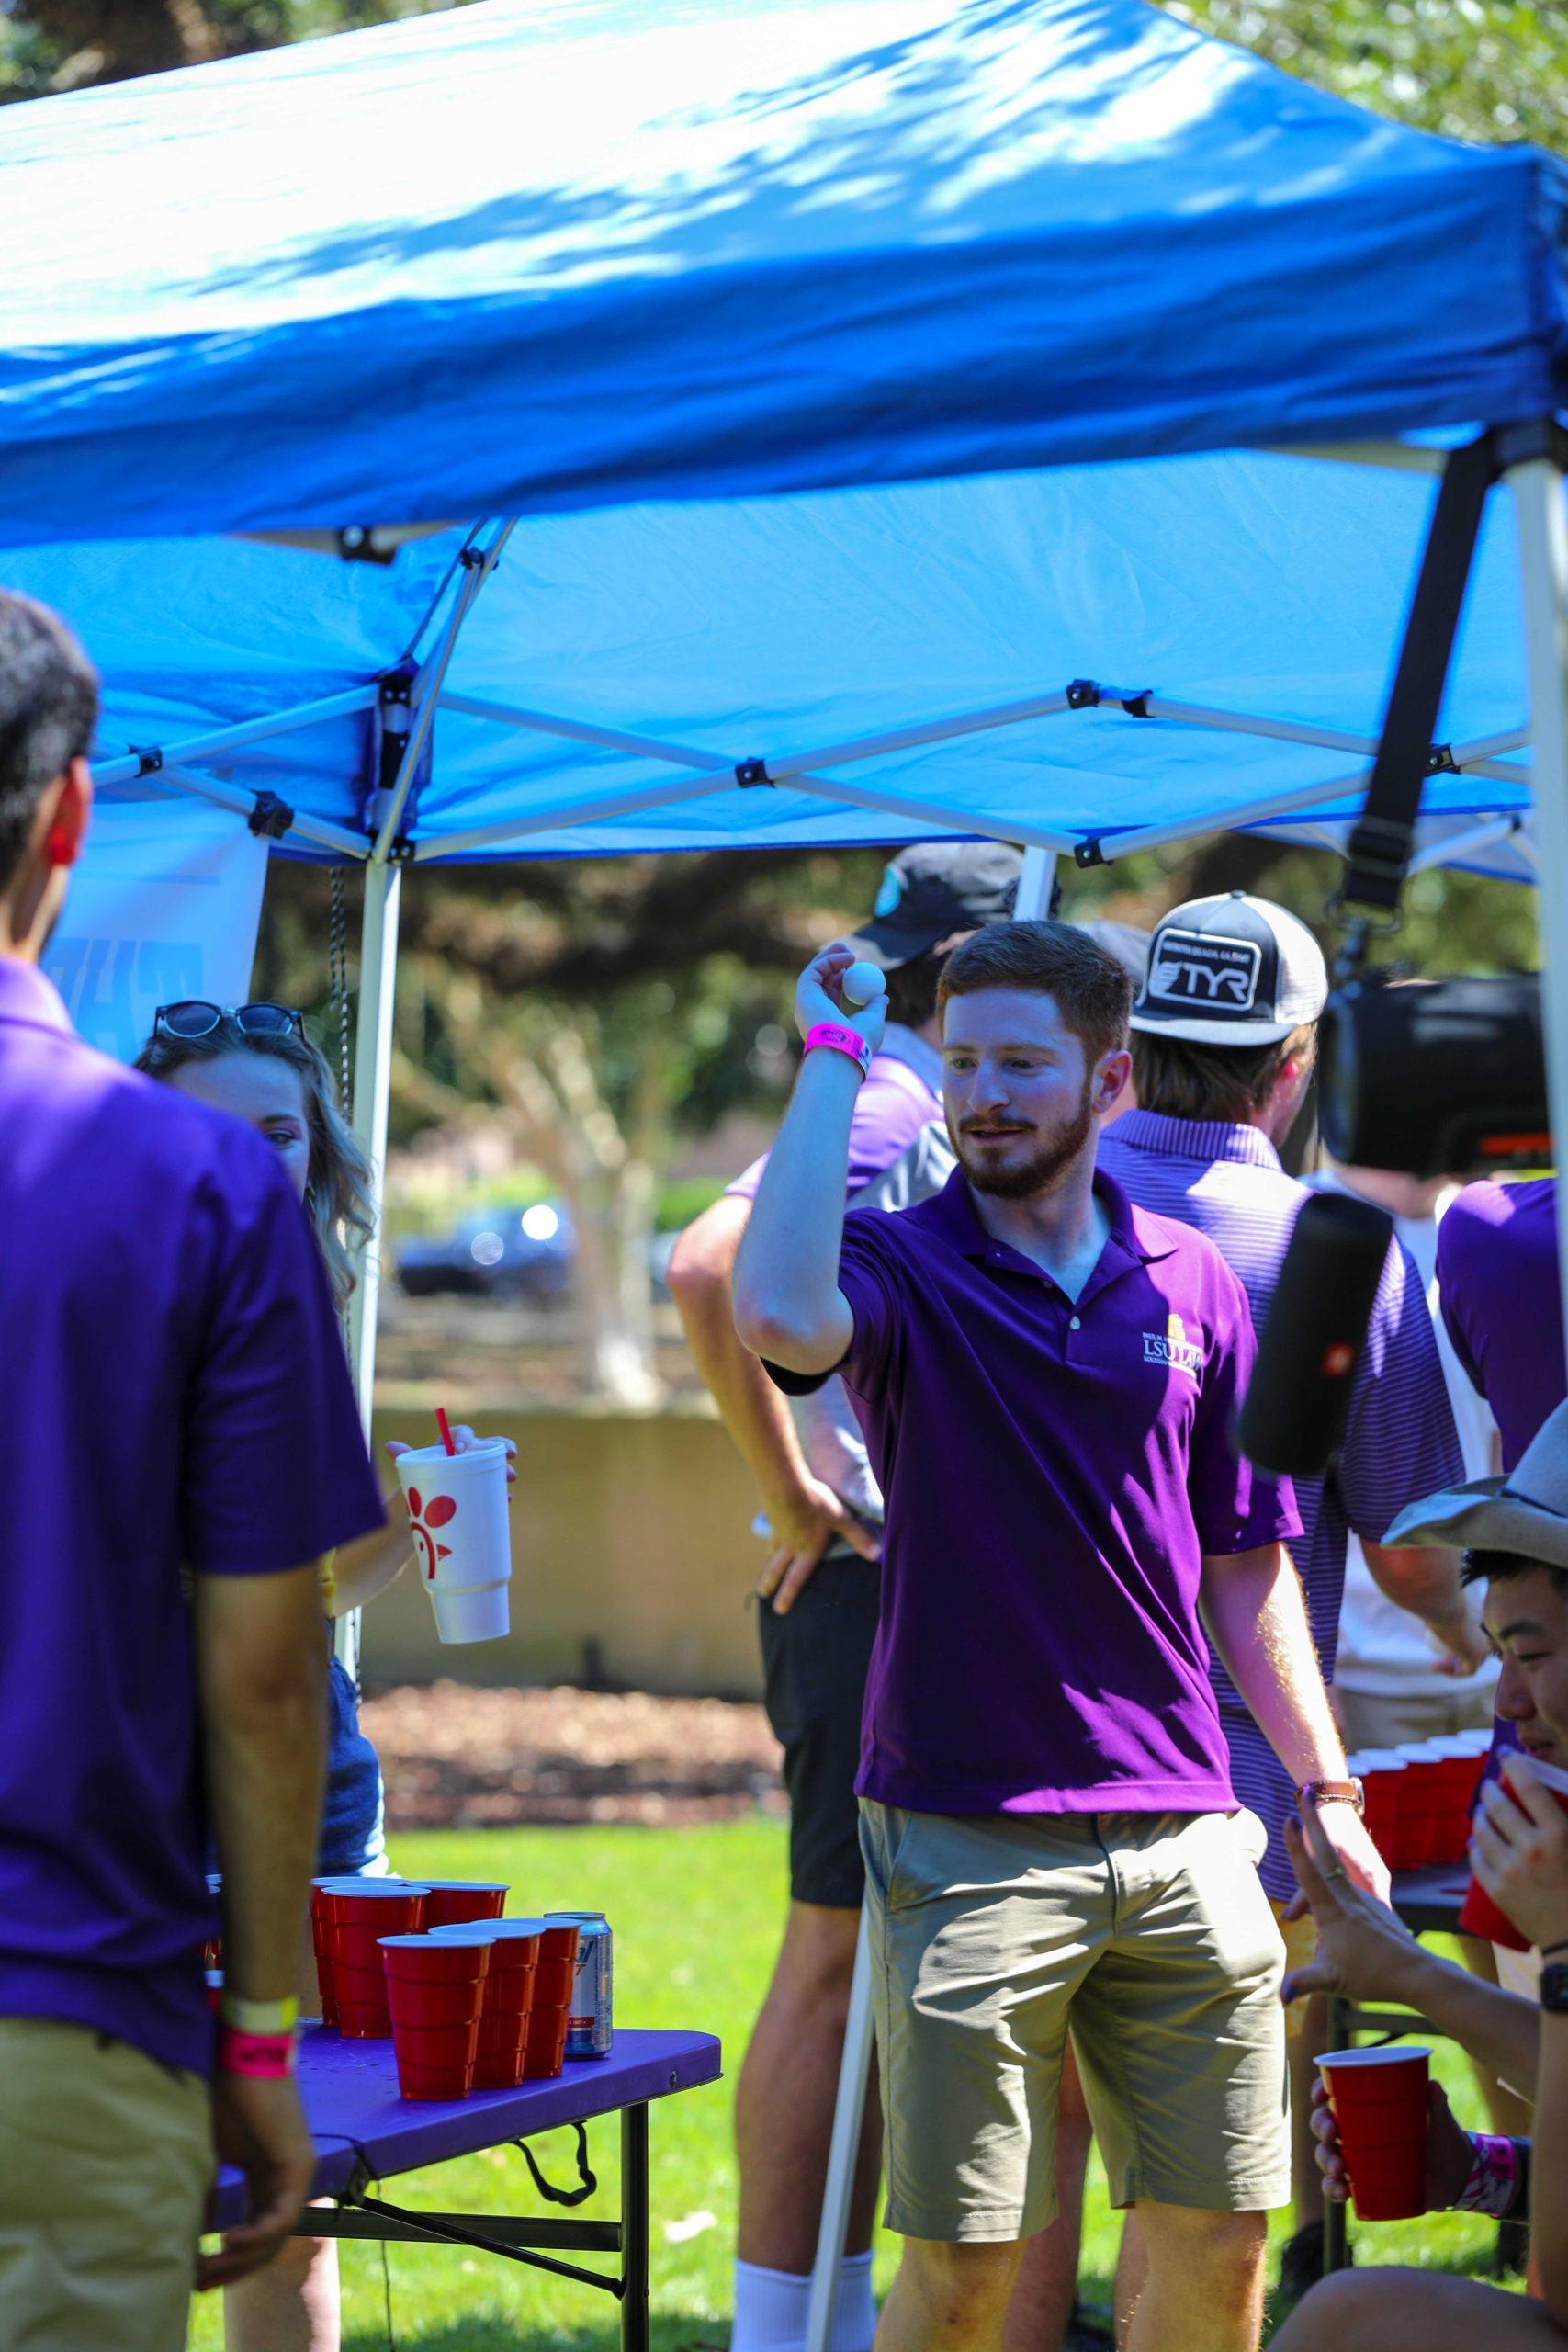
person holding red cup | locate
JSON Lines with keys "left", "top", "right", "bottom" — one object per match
{"left": 1274, "top": 1402, "right": 1568, "bottom": 2349}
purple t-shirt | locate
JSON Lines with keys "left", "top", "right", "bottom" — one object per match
{"left": 815, "top": 1167, "right": 1300, "bottom": 1815}
{"left": 0, "top": 961, "right": 385, "bottom": 2075}
{"left": 1437, "top": 1177, "right": 1563, "bottom": 1470}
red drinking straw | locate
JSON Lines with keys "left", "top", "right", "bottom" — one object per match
{"left": 435, "top": 1408, "right": 457, "bottom": 1456}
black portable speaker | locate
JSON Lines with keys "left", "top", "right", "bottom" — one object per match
{"left": 1235, "top": 1192, "right": 1394, "bottom": 1479}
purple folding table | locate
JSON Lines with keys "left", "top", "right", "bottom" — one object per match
{"left": 212, "top": 2025, "right": 722, "bottom": 2351}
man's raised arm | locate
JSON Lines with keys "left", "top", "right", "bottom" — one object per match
{"left": 733, "top": 944, "right": 886, "bottom": 1376}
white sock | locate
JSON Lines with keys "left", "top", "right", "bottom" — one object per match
{"left": 829, "top": 2251, "right": 877, "bottom": 2352}
{"left": 732, "top": 2259, "right": 811, "bottom": 2352}
{"left": 731, "top": 2254, "right": 878, "bottom": 2352}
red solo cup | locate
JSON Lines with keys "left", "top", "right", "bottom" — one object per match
{"left": 1394, "top": 1745, "right": 1447, "bottom": 1865}
{"left": 1457, "top": 1755, "right": 1568, "bottom": 1950}
{"left": 430, "top": 1917, "right": 547, "bottom": 1966}
{"left": 1348, "top": 1751, "right": 1404, "bottom": 1870}
{"left": 474, "top": 2008, "right": 529, "bottom": 2091}
{"left": 1430, "top": 1740, "right": 1486, "bottom": 1865}
{"left": 1315, "top": 2046, "right": 1431, "bottom": 2220}
{"left": 537, "top": 1921, "right": 581, "bottom": 1964}
{"left": 379, "top": 1931, "right": 493, "bottom": 1984}
{"left": 334, "top": 1958, "right": 395, "bottom": 2037}
{"left": 533, "top": 1956, "right": 577, "bottom": 2006}
{"left": 420, "top": 1883, "right": 510, "bottom": 1930}
{"left": 387, "top": 1974, "right": 490, "bottom": 2029}
{"left": 312, "top": 1881, "right": 430, "bottom": 1931}
{"left": 523, "top": 2001, "right": 570, "bottom": 2079}
{"left": 390, "top": 2018, "right": 482, "bottom": 2101}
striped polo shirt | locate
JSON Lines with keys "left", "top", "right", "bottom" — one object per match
{"left": 1100, "top": 1110, "right": 1463, "bottom": 1898}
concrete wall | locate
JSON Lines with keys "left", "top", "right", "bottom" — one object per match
{"left": 364, "top": 1403, "right": 766, "bottom": 1699}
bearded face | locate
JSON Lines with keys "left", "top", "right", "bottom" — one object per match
{"left": 941, "top": 987, "right": 1115, "bottom": 1202}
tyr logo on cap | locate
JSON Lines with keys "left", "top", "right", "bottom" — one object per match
{"left": 1146, "top": 928, "right": 1261, "bottom": 1013}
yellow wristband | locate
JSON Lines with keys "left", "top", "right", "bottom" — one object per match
{"left": 218, "top": 1993, "right": 299, "bottom": 2037}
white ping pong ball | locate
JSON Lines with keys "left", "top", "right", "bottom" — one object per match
{"left": 841, "top": 960, "right": 886, "bottom": 1009}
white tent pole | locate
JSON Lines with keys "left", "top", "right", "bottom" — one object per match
{"left": 337, "top": 856, "right": 401, "bottom": 1678}
{"left": 1509, "top": 451, "right": 1568, "bottom": 1358}
{"left": 1017, "top": 845, "right": 1058, "bottom": 919}
{"left": 152, "top": 763, "right": 370, "bottom": 859}
{"left": 347, "top": 855, "right": 402, "bottom": 1423}
{"left": 1405, "top": 814, "right": 1521, "bottom": 876}
{"left": 92, "top": 686, "right": 378, "bottom": 786}
{"left": 804, "top": 1910, "right": 876, "bottom": 2352}
{"left": 761, "top": 692, "right": 1074, "bottom": 781}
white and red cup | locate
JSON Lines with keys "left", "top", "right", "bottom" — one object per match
{"left": 393, "top": 1440, "right": 513, "bottom": 1644}
{"left": 379, "top": 1932, "right": 492, "bottom": 2099}
{"left": 433, "top": 1917, "right": 548, "bottom": 2090}
{"left": 1314, "top": 2045, "right": 1432, "bottom": 2220}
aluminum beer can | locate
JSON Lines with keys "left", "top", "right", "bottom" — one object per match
{"left": 547, "top": 1910, "right": 613, "bottom": 2058}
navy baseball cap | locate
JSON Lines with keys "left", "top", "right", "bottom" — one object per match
{"left": 848, "top": 842, "right": 1022, "bottom": 969}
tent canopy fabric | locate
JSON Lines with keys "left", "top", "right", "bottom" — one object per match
{"left": 3, "top": 0, "right": 1566, "bottom": 548}
{"left": 0, "top": 447, "right": 1536, "bottom": 868}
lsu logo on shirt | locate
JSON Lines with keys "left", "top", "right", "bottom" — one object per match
{"left": 1143, "top": 1310, "right": 1204, "bottom": 1383}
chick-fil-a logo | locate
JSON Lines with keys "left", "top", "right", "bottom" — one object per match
{"left": 406, "top": 1487, "right": 457, "bottom": 1578}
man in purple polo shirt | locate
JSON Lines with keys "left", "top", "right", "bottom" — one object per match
{"left": 1098, "top": 890, "right": 1468, "bottom": 2310}
{"left": 0, "top": 592, "right": 385, "bottom": 2349}
{"left": 735, "top": 919, "right": 1382, "bottom": 2352}
{"left": 671, "top": 843, "right": 1020, "bottom": 2352}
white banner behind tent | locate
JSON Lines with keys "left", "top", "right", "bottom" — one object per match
{"left": 42, "top": 801, "right": 269, "bottom": 1062}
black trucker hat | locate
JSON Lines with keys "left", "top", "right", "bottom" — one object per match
{"left": 847, "top": 842, "right": 1022, "bottom": 970}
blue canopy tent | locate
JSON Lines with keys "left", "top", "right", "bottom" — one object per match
{"left": 6, "top": 0, "right": 1568, "bottom": 2322}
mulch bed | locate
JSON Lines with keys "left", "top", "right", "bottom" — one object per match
{"left": 363, "top": 1680, "right": 785, "bottom": 1830}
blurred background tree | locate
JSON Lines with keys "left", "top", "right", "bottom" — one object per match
{"left": 3, "top": 0, "right": 1556, "bottom": 1387}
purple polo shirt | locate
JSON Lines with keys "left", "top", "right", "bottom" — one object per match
{"left": 1101, "top": 1112, "right": 1463, "bottom": 1896}
{"left": 810, "top": 1167, "right": 1300, "bottom": 1815}
{"left": 1437, "top": 1178, "right": 1563, "bottom": 1469}
{"left": 0, "top": 960, "right": 384, "bottom": 2075}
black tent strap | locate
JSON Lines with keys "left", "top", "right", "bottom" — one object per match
{"left": 1337, "top": 431, "right": 1501, "bottom": 920}
{"left": 1337, "top": 418, "right": 1568, "bottom": 923}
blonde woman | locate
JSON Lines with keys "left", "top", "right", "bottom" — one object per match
{"left": 137, "top": 999, "right": 514, "bottom": 2352}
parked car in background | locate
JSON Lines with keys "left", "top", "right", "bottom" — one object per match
{"left": 396, "top": 1201, "right": 576, "bottom": 1304}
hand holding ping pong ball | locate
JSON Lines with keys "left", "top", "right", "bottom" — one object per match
{"left": 840, "top": 960, "right": 886, "bottom": 1010}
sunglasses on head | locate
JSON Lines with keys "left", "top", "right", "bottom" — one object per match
{"left": 152, "top": 1001, "right": 305, "bottom": 1042}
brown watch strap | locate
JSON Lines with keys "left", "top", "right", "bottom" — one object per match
{"left": 1300, "top": 1778, "right": 1364, "bottom": 1813}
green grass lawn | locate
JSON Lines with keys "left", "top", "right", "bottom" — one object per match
{"left": 188, "top": 1820, "right": 1519, "bottom": 2350}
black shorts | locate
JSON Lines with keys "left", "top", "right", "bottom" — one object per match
{"left": 759, "top": 1554, "right": 881, "bottom": 1909}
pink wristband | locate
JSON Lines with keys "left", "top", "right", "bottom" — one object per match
{"left": 217, "top": 2024, "right": 296, "bottom": 2080}
{"left": 803, "top": 1023, "right": 873, "bottom": 1080}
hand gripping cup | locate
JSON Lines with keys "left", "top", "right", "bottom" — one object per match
{"left": 394, "top": 1440, "right": 512, "bottom": 1644}
{"left": 380, "top": 1932, "right": 491, "bottom": 2099}
{"left": 1460, "top": 1753, "right": 1568, "bottom": 1949}
{"left": 1315, "top": 2046, "right": 1432, "bottom": 2220}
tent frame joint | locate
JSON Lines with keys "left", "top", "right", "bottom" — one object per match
{"left": 1065, "top": 678, "right": 1100, "bottom": 709}
{"left": 1426, "top": 742, "right": 1459, "bottom": 775}
{"left": 247, "top": 790, "right": 295, "bottom": 842}
{"left": 1073, "top": 837, "right": 1110, "bottom": 869}
{"left": 734, "top": 758, "right": 773, "bottom": 788}
{"left": 130, "top": 744, "right": 164, "bottom": 778}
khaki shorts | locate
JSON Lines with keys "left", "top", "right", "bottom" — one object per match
{"left": 860, "top": 1803, "right": 1288, "bottom": 2242}
{"left": 0, "top": 2015, "right": 211, "bottom": 2351}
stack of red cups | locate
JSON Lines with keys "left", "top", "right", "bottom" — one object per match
{"left": 524, "top": 1919, "right": 581, "bottom": 2078}
{"left": 431, "top": 1918, "right": 549, "bottom": 2089}
{"left": 379, "top": 1931, "right": 492, "bottom": 2098}
{"left": 312, "top": 1881, "right": 431, "bottom": 2036}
